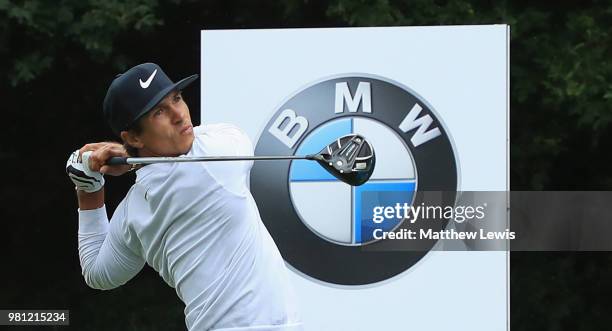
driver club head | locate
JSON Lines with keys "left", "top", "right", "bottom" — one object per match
{"left": 314, "top": 134, "right": 376, "bottom": 186}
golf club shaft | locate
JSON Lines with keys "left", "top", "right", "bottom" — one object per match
{"left": 107, "top": 155, "right": 318, "bottom": 166}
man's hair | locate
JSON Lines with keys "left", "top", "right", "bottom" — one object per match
{"left": 123, "top": 119, "right": 144, "bottom": 157}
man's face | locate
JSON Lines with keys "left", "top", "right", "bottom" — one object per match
{"left": 132, "top": 90, "right": 194, "bottom": 157}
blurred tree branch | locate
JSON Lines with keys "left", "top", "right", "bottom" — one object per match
{"left": 0, "top": 0, "right": 163, "bottom": 86}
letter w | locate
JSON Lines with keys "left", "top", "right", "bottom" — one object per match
{"left": 399, "top": 103, "right": 441, "bottom": 147}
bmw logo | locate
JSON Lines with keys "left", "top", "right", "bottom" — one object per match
{"left": 251, "top": 75, "right": 458, "bottom": 285}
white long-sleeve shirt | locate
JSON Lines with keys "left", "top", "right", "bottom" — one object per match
{"left": 77, "top": 123, "right": 302, "bottom": 331}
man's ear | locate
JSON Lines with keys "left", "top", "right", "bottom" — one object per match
{"left": 120, "top": 130, "right": 144, "bottom": 149}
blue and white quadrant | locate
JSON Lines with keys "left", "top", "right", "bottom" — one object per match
{"left": 289, "top": 117, "right": 417, "bottom": 245}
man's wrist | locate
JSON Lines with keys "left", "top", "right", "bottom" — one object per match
{"left": 77, "top": 188, "right": 105, "bottom": 210}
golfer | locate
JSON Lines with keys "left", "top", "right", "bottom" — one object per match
{"left": 66, "top": 63, "right": 302, "bottom": 331}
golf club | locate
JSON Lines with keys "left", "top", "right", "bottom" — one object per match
{"left": 105, "top": 134, "right": 376, "bottom": 186}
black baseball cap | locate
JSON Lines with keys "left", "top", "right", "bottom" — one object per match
{"left": 103, "top": 62, "right": 199, "bottom": 135}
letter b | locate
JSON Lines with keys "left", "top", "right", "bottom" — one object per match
{"left": 268, "top": 109, "right": 309, "bottom": 148}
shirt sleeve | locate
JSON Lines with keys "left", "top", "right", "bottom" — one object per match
{"left": 78, "top": 203, "right": 145, "bottom": 290}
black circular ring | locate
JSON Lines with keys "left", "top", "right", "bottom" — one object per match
{"left": 251, "top": 76, "right": 458, "bottom": 285}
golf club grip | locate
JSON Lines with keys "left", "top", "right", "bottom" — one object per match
{"left": 107, "top": 157, "right": 129, "bottom": 165}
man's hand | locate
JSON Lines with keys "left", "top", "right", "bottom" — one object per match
{"left": 66, "top": 149, "right": 105, "bottom": 193}
{"left": 79, "top": 142, "right": 132, "bottom": 176}
{"left": 66, "top": 142, "right": 132, "bottom": 193}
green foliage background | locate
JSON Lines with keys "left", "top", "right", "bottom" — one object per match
{"left": 1, "top": 0, "right": 611, "bottom": 330}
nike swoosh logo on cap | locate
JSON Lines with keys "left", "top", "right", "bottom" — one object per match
{"left": 139, "top": 69, "right": 157, "bottom": 89}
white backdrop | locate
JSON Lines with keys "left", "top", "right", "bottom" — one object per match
{"left": 201, "top": 25, "right": 509, "bottom": 331}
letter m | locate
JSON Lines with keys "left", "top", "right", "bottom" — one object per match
{"left": 335, "top": 82, "right": 372, "bottom": 113}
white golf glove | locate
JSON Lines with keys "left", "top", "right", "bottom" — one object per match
{"left": 66, "top": 149, "right": 105, "bottom": 193}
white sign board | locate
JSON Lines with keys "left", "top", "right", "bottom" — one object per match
{"left": 202, "top": 25, "right": 509, "bottom": 331}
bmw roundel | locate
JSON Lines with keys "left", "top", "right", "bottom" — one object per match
{"left": 251, "top": 75, "right": 458, "bottom": 286}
